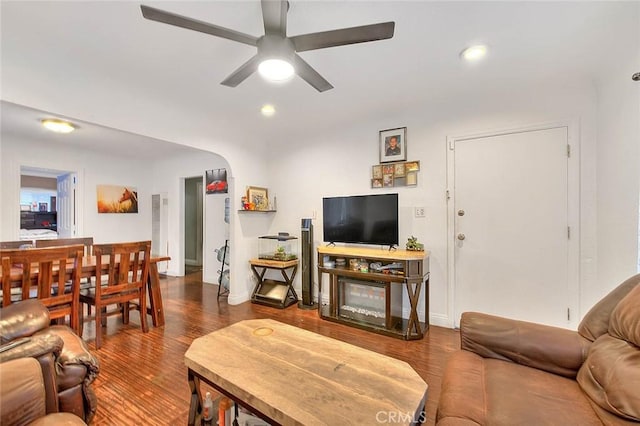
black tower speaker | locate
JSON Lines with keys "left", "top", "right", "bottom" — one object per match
{"left": 298, "top": 218, "right": 317, "bottom": 309}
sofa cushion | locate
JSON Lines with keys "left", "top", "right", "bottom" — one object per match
{"left": 438, "top": 351, "right": 602, "bottom": 425}
{"left": 609, "top": 284, "right": 640, "bottom": 347}
{"left": 578, "top": 274, "right": 640, "bottom": 342}
{"left": 577, "top": 285, "right": 640, "bottom": 422}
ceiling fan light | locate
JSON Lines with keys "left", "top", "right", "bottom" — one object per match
{"left": 41, "top": 119, "right": 76, "bottom": 133}
{"left": 258, "top": 59, "right": 295, "bottom": 82}
{"left": 461, "top": 45, "right": 488, "bottom": 61}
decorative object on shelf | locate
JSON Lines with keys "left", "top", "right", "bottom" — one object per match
{"left": 379, "top": 127, "right": 407, "bottom": 163}
{"left": 246, "top": 186, "right": 269, "bottom": 210}
{"left": 205, "top": 168, "right": 228, "bottom": 194}
{"left": 38, "top": 202, "right": 48, "bottom": 212}
{"left": 406, "top": 235, "right": 424, "bottom": 251}
{"left": 96, "top": 184, "right": 138, "bottom": 213}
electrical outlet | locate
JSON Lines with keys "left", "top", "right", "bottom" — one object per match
{"left": 415, "top": 207, "right": 425, "bottom": 218}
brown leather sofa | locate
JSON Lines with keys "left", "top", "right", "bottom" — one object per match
{"left": 0, "top": 300, "right": 100, "bottom": 423}
{"left": 1, "top": 357, "right": 87, "bottom": 425}
{"left": 437, "top": 274, "right": 640, "bottom": 425}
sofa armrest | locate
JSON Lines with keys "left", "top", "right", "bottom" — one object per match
{"left": 0, "top": 333, "right": 63, "bottom": 363}
{"left": 47, "top": 325, "right": 100, "bottom": 383}
{"left": 460, "top": 312, "right": 591, "bottom": 378}
{"left": 0, "top": 299, "right": 51, "bottom": 343}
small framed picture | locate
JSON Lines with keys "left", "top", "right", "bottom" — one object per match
{"left": 372, "top": 165, "right": 382, "bottom": 179}
{"left": 371, "top": 178, "right": 383, "bottom": 188}
{"left": 247, "top": 186, "right": 269, "bottom": 210}
{"left": 406, "top": 171, "right": 418, "bottom": 186}
{"left": 379, "top": 127, "right": 407, "bottom": 163}
{"left": 405, "top": 161, "right": 420, "bottom": 172}
{"left": 394, "top": 163, "right": 406, "bottom": 178}
{"left": 382, "top": 164, "right": 394, "bottom": 175}
{"left": 38, "top": 202, "right": 48, "bottom": 212}
{"left": 383, "top": 174, "right": 394, "bottom": 187}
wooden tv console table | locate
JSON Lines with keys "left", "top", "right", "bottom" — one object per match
{"left": 317, "top": 246, "right": 429, "bottom": 340}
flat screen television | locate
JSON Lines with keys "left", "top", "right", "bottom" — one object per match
{"left": 322, "top": 193, "right": 399, "bottom": 246}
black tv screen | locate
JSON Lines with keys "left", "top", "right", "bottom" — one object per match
{"left": 323, "top": 193, "right": 399, "bottom": 246}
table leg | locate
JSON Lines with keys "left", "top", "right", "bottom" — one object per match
{"left": 187, "top": 369, "right": 202, "bottom": 426}
{"left": 405, "top": 281, "right": 422, "bottom": 338}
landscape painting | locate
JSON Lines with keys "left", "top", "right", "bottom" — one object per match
{"left": 97, "top": 185, "right": 138, "bottom": 213}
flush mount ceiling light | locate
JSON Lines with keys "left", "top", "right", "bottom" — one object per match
{"left": 461, "top": 45, "right": 488, "bottom": 61}
{"left": 261, "top": 104, "right": 276, "bottom": 116}
{"left": 41, "top": 119, "right": 76, "bottom": 134}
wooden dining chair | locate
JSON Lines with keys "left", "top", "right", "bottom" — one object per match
{"left": 36, "top": 237, "right": 94, "bottom": 256}
{"left": 79, "top": 241, "right": 151, "bottom": 349}
{"left": 0, "top": 245, "right": 84, "bottom": 335}
{"left": 0, "top": 240, "right": 32, "bottom": 249}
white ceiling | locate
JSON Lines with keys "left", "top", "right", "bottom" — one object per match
{"left": 1, "top": 1, "right": 636, "bottom": 154}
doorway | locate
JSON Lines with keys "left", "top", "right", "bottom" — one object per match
{"left": 19, "top": 166, "right": 78, "bottom": 240}
{"left": 184, "top": 176, "right": 203, "bottom": 274}
{"left": 447, "top": 124, "right": 579, "bottom": 329}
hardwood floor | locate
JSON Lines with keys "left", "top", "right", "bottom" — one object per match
{"left": 86, "top": 272, "right": 460, "bottom": 425}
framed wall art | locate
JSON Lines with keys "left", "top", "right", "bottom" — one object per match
{"left": 379, "top": 127, "right": 407, "bottom": 163}
{"left": 247, "top": 186, "right": 269, "bottom": 210}
{"left": 206, "top": 168, "right": 228, "bottom": 194}
{"left": 97, "top": 185, "right": 138, "bottom": 213}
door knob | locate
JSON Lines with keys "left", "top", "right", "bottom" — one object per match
{"left": 457, "top": 233, "right": 466, "bottom": 241}
{"left": 457, "top": 209, "right": 465, "bottom": 216}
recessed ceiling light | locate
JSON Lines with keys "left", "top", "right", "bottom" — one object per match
{"left": 41, "top": 119, "right": 76, "bottom": 133}
{"left": 461, "top": 45, "right": 488, "bottom": 61}
{"left": 258, "top": 59, "right": 295, "bottom": 82}
{"left": 261, "top": 104, "right": 276, "bottom": 117}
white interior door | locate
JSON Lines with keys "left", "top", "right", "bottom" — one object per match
{"left": 56, "top": 172, "right": 77, "bottom": 238}
{"left": 451, "top": 126, "right": 576, "bottom": 328}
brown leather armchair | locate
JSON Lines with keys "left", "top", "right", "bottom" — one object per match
{"left": 1, "top": 357, "right": 87, "bottom": 425}
{"left": 0, "top": 300, "right": 100, "bottom": 423}
{"left": 437, "top": 274, "right": 640, "bottom": 425}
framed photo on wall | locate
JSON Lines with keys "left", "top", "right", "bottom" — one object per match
{"left": 394, "top": 162, "right": 406, "bottom": 177}
{"left": 372, "top": 165, "right": 382, "bottom": 179}
{"left": 379, "top": 127, "right": 407, "bottom": 163}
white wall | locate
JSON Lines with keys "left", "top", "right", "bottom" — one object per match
{"left": 593, "top": 68, "right": 640, "bottom": 306}
{"left": 1, "top": 135, "right": 152, "bottom": 243}
{"left": 150, "top": 150, "right": 230, "bottom": 283}
{"left": 266, "top": 82, "right": 599, "bottom": 327}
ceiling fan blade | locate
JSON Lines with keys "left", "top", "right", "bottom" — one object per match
{"left": 140, "top": 5, "right": 258, "bottom": 47}
{"left": 292, "top": 54, "right": 333, "bottom": 92}
{"left": 291, "top": 22, "right": 395, "bottom": 52}
{"left": 220, "top": 55, "right": 261, "bottom": 87}
{"left": 261, "top": 0, "right": 287, "bottom": 36}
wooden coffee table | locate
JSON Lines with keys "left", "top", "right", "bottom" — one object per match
{"left": 185, "top": 319, "right": 428, "bottom": 425}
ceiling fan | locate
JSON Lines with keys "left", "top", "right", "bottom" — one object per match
{"left": 140, "top": 1, "right": 395, "bottom": 92}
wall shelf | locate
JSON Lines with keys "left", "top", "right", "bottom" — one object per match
{"left": 237, "top": 210, "right": 277, "bottom": 213}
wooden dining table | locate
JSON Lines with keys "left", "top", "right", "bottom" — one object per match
{"left": 1, "top": 254, "right": 171, "bottom": 327}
